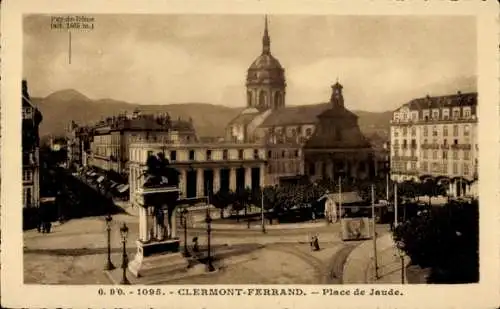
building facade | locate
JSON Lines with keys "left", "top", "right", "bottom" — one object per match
{"left": 390, "top": 91, "right": 478, "bottom": 197}
{"left": 128, "top": 141, "right": 267, "bottom": 204}
{"left": 86, "top": 110, "right": 196, "bottom": 176}
{"left": 225, "top": 17, "right": 377, "bottom": 185}
{"left": 22, "top": 80, "right": 43, "bottom": 208}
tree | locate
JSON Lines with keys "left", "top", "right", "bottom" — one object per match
{"left": 393, "top": 200, "right": 478, "bottom": 283}
{"left": 212, "top": 190, "right": 234, "bottom": 219}
{"left": 420, "top": 177, "right": 447, "bottom": 205}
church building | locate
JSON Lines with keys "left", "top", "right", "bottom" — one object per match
{"left": 226, "top": 16, "right": 376, "bottom": 185}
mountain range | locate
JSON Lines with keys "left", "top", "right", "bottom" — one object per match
{"left": 32, "top": 74, "right": 476, "bottom": 141}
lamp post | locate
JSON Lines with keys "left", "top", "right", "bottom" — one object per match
{"left": 205, "top": 209, "right": 215, "bottom": 272}
{"left": 261, "top": 188, "right": 266, "bottom": 234}
{"left": 396, "top": 240, "right": 406, "bottom": 284}
{"left": 181, "top": 208, "right": 191, "bottom": 257}
{"left": 371, "top": 184, "right": 379, "bottom": 280}
{"left": 337, "top": 169, "right": 345, "bottom": 220}
{"left": 119, "top": 223, "right": 130, "bottom": 285}
{"left": 104, "top": 214, "right": 115, "bottom": 271}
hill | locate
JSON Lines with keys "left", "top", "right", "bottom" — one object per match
{"left": 33, "top": 89, "right": 392, "bottom": 139}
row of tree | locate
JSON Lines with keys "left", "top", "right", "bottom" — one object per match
{"left": 209, "top": 174, "right": 472, "bottom": 224}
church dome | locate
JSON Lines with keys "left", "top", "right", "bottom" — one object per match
{"left": 249, "top": 53, "right": 283, "bottom": 70}
{"left": 246, "top": 17, "right": 285, "bottom": 86}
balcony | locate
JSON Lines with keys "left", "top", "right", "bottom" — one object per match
{"left": 421, "top": 144, "right": 440, "bottom": 150}
{"left": 392, "top": 156, "right": 418, "bottom": 161}
{"left": 451, "top": 144, "right": 472, "bottom": 150}
{"left": 441, "top": 144, "right": 450, "bottom": 149}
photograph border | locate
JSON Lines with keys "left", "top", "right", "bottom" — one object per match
{"left": 2, "top": 0, "right": 499, "bottom": 308}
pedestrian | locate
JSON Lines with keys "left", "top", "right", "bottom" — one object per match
{"left": 311, "top": 211, "right": 316, "bottom": 223}
{"left": 313, "top": 235, "right": 320, "bottom": 251}
{"left": 47, "top": 222, "right": 52, "bottom": 233}
{"left": 192, "top": 237, "right": 199, "bottom": 253}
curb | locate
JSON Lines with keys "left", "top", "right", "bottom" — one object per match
{"left": 192, "top": 222, "right": 328, "bottom": 230}
{"left": 342, "top": 232, "right": 399, "bottom": 284}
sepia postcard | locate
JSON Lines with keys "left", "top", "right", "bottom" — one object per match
{"left": 1, "top": 0, "right": 499, "bottom": 308}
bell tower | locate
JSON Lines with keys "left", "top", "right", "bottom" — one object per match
{"left": 330, "top": 80, "right": 344, "bottom": 108}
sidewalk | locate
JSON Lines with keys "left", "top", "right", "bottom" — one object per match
{"left": 192, "top": 221, "right": 328, "bottom": 230}
{"left": 342, "top": 232, "right": 410, "bottom": 284}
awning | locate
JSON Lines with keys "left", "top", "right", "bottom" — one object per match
{"left": 96, "top": 176, "right": 105, "bottom": 183}
{"left": 118, "top": 184, "right": 129, "bottom": 193}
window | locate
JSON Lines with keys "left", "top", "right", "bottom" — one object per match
{"left": 423, "top": 150, "right": 428, "bottom": 159}
{"left": 295, "top": 150, "right": 299, "bottom": 157}
{"left": 453, "top": 163, "right": 458, "bottom": 174}
{"left": 402, "top": 140, "right": 408, "bottom": 149}
{"left": 23, "top": 107, "right": 33, "bottom": 119}
{"left": 453, "top": 109, "right": 460, "bottom": 119}
{"left": 422, "top": 161, "right": 428, "bottom": 172}
{"left": 442, "top": 109, "right": 450, "bottom": 120}
{"left": 432, "top": 151, "right": 438, "bottom": 159}
{"left": 394, "top": 129, "right": 399, "bottom": 137}
{"left": 393, "top": 140, "right": 399, "bottom": 148}
{"left": 443, "top": 139, "right": 448, "bottom": 146}
{"left": 432, "top": 126, "right": 438, "bottom": 136}
{"left": 423, "top": 127, "right": 428, "bottom": 137}
{"left": 189, "top": 150, "right": 195, "bottom": 161}
{"left": 394, "top": 149, "right": 399, "bottom": 157}
{"left": 432, "top": 110, "right": 439, "bottom": 119}
{"left": 23, "top": 170, "right": 32, "bottom": 182}
{"left": 423, "top": 110, "right": 430, "bottom": 121}
{"left": 223, "top": 149, "right": 229, "bottom": 160}
{"left": 402, "top": 127, "right": 407, "bottom": 136}
{"left": 423, "top": 139, "right": 428, "bottom": 144}
{"left": 170, "top": 150, "right": 177, "bottom": 161}
{"left": 463, "top": 164, "right": 469, "bottom": 175}
{"left": 411, "top": 127, "right": 416, "bottom": 136}
{"left": 453, "top": 151, "right": 458, "bottom": 160}
{"left": 464, "top": 125, "right": 470, "bottom": 136}
{"left": 442, "top": 151, "right": 448, "bottom": 160}
{"left": 464, "top": 109, "right": 471, "bottom": 118}
{"left": 453, "top": 125, "right": 459, "bottom": 136}
{"left": 238, "top": 149, "right": 244, "bottom": 160}
{"left": 253, "top": 149, "right": 259, "bottom": 159}
{"left": 464, "top": 151, "right": 470, "bottom": 160}
{"left": 454, "top": 139, "right": 458, "bottom": 145}
{"left": 443, "top": 126, "right": 448, "bottom": 136}
{"left": 206, "top": 150, "right": 212, "bottom": 161}
{"left": 282, "top": 150, "right": 286, "bottom": 158}
{"left": 411, "top": 139, "right": 416, "bottom": 149}
{"left": 306, "top": 128, "right": 312, "bottom": 136}
{"left": 267, "top": 150, "right": 272, "bottom": 159}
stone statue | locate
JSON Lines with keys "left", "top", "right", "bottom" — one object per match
{"left": 142, "top": 152, "right": 180, "bottom": 188}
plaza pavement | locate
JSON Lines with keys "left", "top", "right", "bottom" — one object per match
{"left": 24, "top": 213, "right": 393, "bottom": 285}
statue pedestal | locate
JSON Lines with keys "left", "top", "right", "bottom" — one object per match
{"left": 128, "top": 239, "right": 187, "bottom": 277}
{"left": 129, "top": 186, "right": 186, "bottom": 278}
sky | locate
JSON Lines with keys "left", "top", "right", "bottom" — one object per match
{"left": 23, "top": 15, "right": 477, "bottom": 112}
